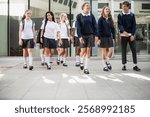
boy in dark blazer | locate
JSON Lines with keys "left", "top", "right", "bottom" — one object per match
{"left": 117, "top": 1, "right": 141, "bottom": 71}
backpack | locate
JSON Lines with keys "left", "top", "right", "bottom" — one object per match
{"left": 36, "top": 20, "right": 47, "bottom": 44}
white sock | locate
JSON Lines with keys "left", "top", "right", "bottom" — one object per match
{"left": 134, "top": 64, "right": 137, "bottom": 67}
{"left": 84, "top": 57, "right": 89, "bottom": 69}
{"left": 76, "top": 55, "right": 80, "bottom": 63}
{"left": 40, "top": 54, "right": 44, "bottom": 63}
{"left": 60, "top": 56, "right": 63, "bottom": 61}
{"left": 23, "top": 57, "right": 27, "bottom": 65}
{"left": 80, "top": 56, "right": 84, "bottom": 64}
{"left": 107, "top": 57, "right": 110, "bottom": 63}
{"left": 29, "top": 56, "right": 33, "bottom": 66}
{"left": 58, "top": 55, "right": 60, "bottom": 60}
{"left": 102, "top": 59, "right": 106, "bottom": 67}
{"left": 45, "top": 56, "right": 50, "bottom": 66}
{"left": 63, "top": 57, "right": 66, "bottom": 64}
{"left": 40, "top": 49, "right": 45, "bottom": 63}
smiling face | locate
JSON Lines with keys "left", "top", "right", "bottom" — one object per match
{"left": 104, "top": 7, "right": 110, "bottom": 17}
{"left": 82, "top": 3, "right": 91, "bottom": 14}
{"left": 25, "top": 10, "right": 32, "bottom": 19}
{"left": 47, "top": 13, "right": 53, "bottom": 21}
{"left": 122, "top": 3, "right": 130, "bottom": 13}
{"left": 61, "top": 15, "right": 67, "bottom": 22}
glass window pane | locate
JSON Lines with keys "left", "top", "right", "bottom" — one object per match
{"left": 0, "top": 0, "right": 8, "bottom": 56}
{"left": 9, "top": 0, "right": 28, "bottom": 56}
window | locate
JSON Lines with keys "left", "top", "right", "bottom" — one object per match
{"left": 98, "top": 3, "right": 109, "bottom": 9}
{"left": 53, "top": 0, "right": 58, "bottom": 2}
{"left": 59, "top": 0, "right": 63, "bottom": 4}
{"left": 63, "top": 0, "right": 68, "bottom": 5}
{"left": 142, "top": 4, "right": 150, "bottom": 10}
{"left": 73, "top": 2, "right": 77, "bottom": 8}
{"left": 68, "top": 0, "right": 73, "bottom": 7}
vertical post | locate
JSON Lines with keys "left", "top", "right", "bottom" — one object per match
{"left": 131, "top": 0, "right": 135, "bottom": 13}
{"left": 90, "top": 0, "right": 92, "bottom": 56}
{"left": 90, "top": 0, "right": 92, "bottom": 12}
{"left": 111, "top": 0, "right": 114, "bottom": 19}
{"left": 49, "top": 0, "right": 51, "bottom": 11}
{"left": 111, "top": 0, "right": 115, "bottom": 57}
{"left": 69, "top": 0, "right": 72, "bottom": 57}
{"left": 28, "top": 0, "right": 30, "bottom": 9}
{"left": 7, "top": 0, "right": 10, "bottom": 56}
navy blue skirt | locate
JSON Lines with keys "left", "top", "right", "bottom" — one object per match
{"left": 99, "top": 37, "right": 113, "bottom": 48}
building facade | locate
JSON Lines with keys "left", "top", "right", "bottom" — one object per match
{"left": 0, "top": 0, "right": 150, "bottom": 56}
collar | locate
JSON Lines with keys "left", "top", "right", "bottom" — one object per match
{"left": 81, "top": 12, "right": 91, "bottom": 16}
{"left": 122, "top": 10, "right": 131, "bottom": 15}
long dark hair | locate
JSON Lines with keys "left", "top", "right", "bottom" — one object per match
{"left": 100, "top": 6, "right": 114, "bottom": 27}
{"left": 45, "top": 11, "right": 55, "bottom": 22}
{"left": 22, "top": 9, "right": 31, "bottom": 20}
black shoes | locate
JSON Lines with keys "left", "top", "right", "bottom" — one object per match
{"left": 80, "top": 63, "right": 84, "bottom": 70}
{"left": 122, "top": 65, "right": 141, "bottom": 71}
{"left": 75, "top": 62, "right": 80, "bottom": 67}
{"left": 103, "top": 67, "right": 109, "bottom": 71}
{"left": 47, "top": 64, "right": 51, "bottom": 70}
{"left": 23, "top": 64, "right": 33, "bottom": 70}
{"left": 84, "top": 69, "right": 90, "bottom": 74}
{"left": 23, "top": 64, "right": 27, "bottom": 69}
{"left": 41, "top": 62, "right": 44, "bottom": 66}
{"left": 133, "top": 66, "right": 141, "bottom": 71}
{"left": 63, "top": 63, "right": 68, "bottom": 67}
{"left": 61, "top": 60, "right": 63, "bottom": 64}
{"left": 122, "top": 65, "right": 126, "bottom": 71}
{"left": 29, "top": 66, "right": 33, "bottom": 70}
{"left": 57, "top": 59, "right": 60, "bottom": 65}
{"left": 106, "top": 62, "right": 112, "bottom": 70}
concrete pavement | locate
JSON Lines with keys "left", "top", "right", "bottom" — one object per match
{"left": 0, "top": 56, "right": 150, "bottom": 100}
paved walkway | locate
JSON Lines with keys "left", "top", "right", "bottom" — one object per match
{"left": 0, "top": 56, "right": 150, "bottom": 100}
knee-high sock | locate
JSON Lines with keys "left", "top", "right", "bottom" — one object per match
{"left": 80, "top": 56, "right": 84, "bottom": 64}
{"left": 29, "top": 56, "right": 33, "bottom": 66}
{"left": 76, "top": 55, "right": 80, "bottom": 63}
{"left": 45, "top": 56, "right": 50, "bottom": 66}
{"left": 84, "top": 57, "right": 89, "bottom": 69}
{"left": 23, "top": 57, "right": 27, "bottom": 65}
{"left": 40, "top": 49, "right": 45, "bottom": 63}
{"left": 102, "top": 59, "right": 106, "bottom": 67}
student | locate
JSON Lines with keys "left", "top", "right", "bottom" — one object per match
{"left": 76, "top": 2, "right": 98, "bottom": 74}
{"left": 19, "top": 10, "right": 36, "bottom": 70}
{"left": 97, "top": 6, "right": 115, "bottom": 71}
{"left": 118, "top": 1, "right": 141, "bottom": 71}
{"left": 40, "top": 11, "right": 61, "bottom": 70}
{"left": 57, "top": 13, "right": 70, "bottom": 67}
{"left": 72, "top": 20, "right": 80, "bottom": 67}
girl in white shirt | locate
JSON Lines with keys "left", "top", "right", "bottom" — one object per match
{"left": 19, "top": 10, "right": 36, "bottom": 70}
{"left": 57, "top": 13, "right": 70, "bottom": 67}
{"left": 40, "top": 11, "right": 61, "bottom": 70}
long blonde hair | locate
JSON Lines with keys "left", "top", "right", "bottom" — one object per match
{"left": 101, "top": 6, "right": 114, "bottom": 27}
{"left": 22, "top": 9, "right": 31, "bottom": 20}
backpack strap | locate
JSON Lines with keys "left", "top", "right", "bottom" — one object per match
{"left": 43, "top": 20, "right": 47, "bottom": 35}
{"left": 22, "top": 20, "right": 25, "bottom": 31}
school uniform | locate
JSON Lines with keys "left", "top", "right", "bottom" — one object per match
{"left": 117, "top": 11, "right": 137, "bottom": 65}
{"left": 41, "top": 21, "right": 60, "bottom": 49}
{"left": 98, "top": 17, "right": 115, "bottom": 48}
{"left": 57, "top": 22, "right": 70, "bottom": 48}
{"left": 72, "top": 21, "right": 80, "bottom": 47}
{"left": 20, "top": 19, "right": 35, "bottom": 48}
{"left": 76, "top": 12, "right": 97, "bottom": 48}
